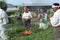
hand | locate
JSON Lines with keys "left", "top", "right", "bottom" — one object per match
{"left": 48, "top": 15, "right": 52, "bottom": 18}
{"left": 24, "top": 18, "right": 29, "bottom": 21}
{"left": 40, "top": 15, "right": 44, "bottom": 19}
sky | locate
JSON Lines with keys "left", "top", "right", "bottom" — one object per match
{"left": 5, "top": 0, "right": 60, "bottom": 6}
{"left": 5, "top": 0, "right": 33, "bottom": 6}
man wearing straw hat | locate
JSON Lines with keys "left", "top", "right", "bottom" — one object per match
{"left": 48, "top": 3, "right": 60, "bottom": 40}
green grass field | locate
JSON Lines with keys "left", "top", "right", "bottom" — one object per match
{"left": 8, "top": 24, "right": 53, "bottom": 40}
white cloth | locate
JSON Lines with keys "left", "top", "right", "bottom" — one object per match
{"left": 0, "top": 8, "right": 9, "bottom": 40}
{"left": 39, "top": 23, "right": 48, "bottom": 29}
{"left": 0, "top": 9, "right": 9, "bottom": 25}
{"left": 50, "top": 9, "right": 60, "bottom": 27}
{"left": 22, "top": 11, "right": 32, "bottom": 19}
{"left": 52, "top": 5, "right": 59, "bottom": 8}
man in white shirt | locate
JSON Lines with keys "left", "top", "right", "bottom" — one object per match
{"left": 0, "top": 3, "right": 9, "bottom": 40}
{"left": 22, "top": 7, "right": 32, "bottom": 29}
{"left": 48, "top": 3, "right": 60, "bottom": 40}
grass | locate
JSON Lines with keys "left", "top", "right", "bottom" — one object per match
{"left": 7, "top": 24, "right": 53, "bottom": 40}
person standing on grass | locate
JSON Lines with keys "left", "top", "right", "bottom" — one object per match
{"left": 48, "top": 3, "right": 60, "bottom": 40}
{"left": 38, "top": 8, "right": 48, "bottom": 29}
{"left": 0, "top": 2, "right": 9, "bottom": 40}
{"left": 22, "top": 6, "right": 32, "bottom": 30}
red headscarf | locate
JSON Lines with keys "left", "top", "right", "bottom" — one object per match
{"left": 23, "top": 7, "right": 28, "bottom": 12}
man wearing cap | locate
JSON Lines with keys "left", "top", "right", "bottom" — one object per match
{"left": 48, "top": 3, "right": 60, "bottom": 40}
{"left": 22, "top": 7, "right": 32, "bottom": 30}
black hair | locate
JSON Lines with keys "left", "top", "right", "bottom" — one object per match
{"left": 53, "top": 3, "right": 59, "bottom": 6}
{"left": 0, "top": 2, "right": 7, "bottom": 11}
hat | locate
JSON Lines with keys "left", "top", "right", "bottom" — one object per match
{"left": 52, "top": 5, "right": 59, "bottom": 8}
{"left": 52, "top": 3, "right": 59, "bottom": 8}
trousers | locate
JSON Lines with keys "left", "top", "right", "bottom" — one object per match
{"left": 53, "top": 28, "right": 60, "bottom": 40}
{"left": 0, "top": 24, "right": 8, "bottom": 40}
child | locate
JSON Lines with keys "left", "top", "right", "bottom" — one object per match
{"left": 22, "top": 7, "right": 32, "bottom": 30}
{"left": 38, "top": 8, "right": 48, "bottom": 29}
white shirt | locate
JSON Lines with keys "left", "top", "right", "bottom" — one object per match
{"left": 0, "top": 8, "right": 9, "bottom": 25}
{"left": 50, "top": 9, "right": 60, "bottom": 27}
{"left": 22, "top": 11, "right": 32, "bottom": 19}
